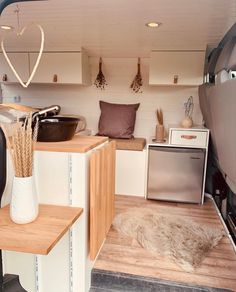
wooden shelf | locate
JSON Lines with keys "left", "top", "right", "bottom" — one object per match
{"left": 35, "top": 135, "right": 108, "bottom": 153}
{"left": 0, "top": 204, "right": 83, "bottom": 255}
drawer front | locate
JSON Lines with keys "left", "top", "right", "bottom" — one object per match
{"left": 170, "top": 130, "right": 207, "bottom": 147}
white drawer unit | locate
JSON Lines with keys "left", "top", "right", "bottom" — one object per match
{"left": 169, "top": 127, "right": 209, "bottom": 148}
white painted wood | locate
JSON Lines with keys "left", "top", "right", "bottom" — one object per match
{"left": 29, "top": 51, "right": 91, "bottom": 85}
{"left": 34, "top": 151, "right": 70, "bottom": 205}
{"left": 149, "top": 51, "right": 205, "bottom": 86}
{"left": 0, "top": 0, "right": 234, "bottom": 56}
{"left": 3, "top": 251, "right": 36, "bottom": 292}
{"left": 116, "top": 150, "right": 146, "bottom": 197}
{"left": 71, "top": 152, "right": 94, "bottom": 292}
{"left": 0, "top": 53, "right": 29, "bottom": 83}
{"left": 38, "top": 235, "right": 70, "bottom": 292}
{"left": 33, "top": 151, "right": 70, "bottom": 292}
{"left": 81, "top": 49, "right": 92, "bottom": 86}
{"left": 169, "top": 129, "right": 208, "bottom": 147}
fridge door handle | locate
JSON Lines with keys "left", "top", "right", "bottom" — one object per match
{"left": 149, "top": 146, "right": 205, "bottom": 155}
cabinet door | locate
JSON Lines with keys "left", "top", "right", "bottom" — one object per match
{"left": 0, "top": 52, "right": 29, "bottom": 83}
{"left": 90, "top": 141, "right": 116, "bottom": 260}
{"left": 149, "top": 51, "right": 205, "bottom": 86}
{"left": 29, "top": 52, "right": 86, "bottom": 84}
{"left": 116, "top": 150, "right": 146, "bottom": 196}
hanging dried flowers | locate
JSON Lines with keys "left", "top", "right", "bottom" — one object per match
{"left": 130, "top": 57, "right": 143, "bottom": 93}
{"left": 94, "top": 57, "right": 107, "bottom": 90}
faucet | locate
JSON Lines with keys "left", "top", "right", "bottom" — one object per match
{"left": 32, "top": 105, "right": 61, "bottom": 121}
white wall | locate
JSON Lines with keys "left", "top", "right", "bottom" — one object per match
{"left": 1, "top": 57, "right": 203, "bottom": 139}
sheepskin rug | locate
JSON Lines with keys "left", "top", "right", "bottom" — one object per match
{"left": 113, "top": 208, "right": 225, "bottom": 272}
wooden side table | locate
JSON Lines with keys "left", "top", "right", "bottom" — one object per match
{"left": 0, "top": 204, "right": 83, "bottom": 291}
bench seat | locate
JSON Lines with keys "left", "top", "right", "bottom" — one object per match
{"left": 109, "top": 137, "right": 146, "bottom": 151}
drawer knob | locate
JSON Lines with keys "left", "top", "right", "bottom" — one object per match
{"left": 181, "top": 135, "right": 197, "bottom": 140}
{"left": 2, "top": 74, "right": 7, "bottom": 82}
{"left": 53, "top": 74, "right": 58, "bottom": 83}
{"left": 174, "top": 75, "right": 178, "bottom": 84}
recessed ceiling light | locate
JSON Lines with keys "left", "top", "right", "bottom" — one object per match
{"left": 145, "top": 22, "right": 162, "bottom": 28}
{"left": 1, "top": 25, "right": 14, "bottom": 31}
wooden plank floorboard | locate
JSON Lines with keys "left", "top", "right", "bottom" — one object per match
{"left": 98, "top": 242, "right": 236, "bottom": 279}
{"left": 94, "top": 195, "right": 236, "bottom": 291}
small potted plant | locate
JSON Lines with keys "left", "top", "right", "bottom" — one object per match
{"left": 1, "top": 114, "right": 39, "bottom": 224}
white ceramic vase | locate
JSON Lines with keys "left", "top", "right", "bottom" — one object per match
{"left": 10, "top": 176, "right": 38, "bottom": 224}
{"left": 181, "top": 116, "right": 193, "bottom": 128}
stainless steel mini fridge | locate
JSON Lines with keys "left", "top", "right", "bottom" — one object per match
{"left": 147, "top": 146, "right": 205, "bottom": 203}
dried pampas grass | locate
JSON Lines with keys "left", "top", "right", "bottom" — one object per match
{"left": 156, "top": 109, "right": 163, "bottom": 125}
{"left": 1, "top": 113, "right": 38, "bottom": 177}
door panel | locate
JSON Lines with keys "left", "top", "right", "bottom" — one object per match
{"left": 90, "top": 141, "right": 116, "bottom": 260}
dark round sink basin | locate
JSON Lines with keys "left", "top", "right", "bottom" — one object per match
{"left": 36, "top": 116, "right": 79, "bottom": 142}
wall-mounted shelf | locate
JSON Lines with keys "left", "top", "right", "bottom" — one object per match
{"left": 0, "top": 204, "right": 83, "bottom": 255}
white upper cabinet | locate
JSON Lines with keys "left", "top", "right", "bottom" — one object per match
{"left": 149, "top": 51, "right": 205, "bottom": 86}
{"left": 0, "top": 52, "right": 29, "bottom": 83}
{"left": 29, "top": 50, "right": 91, "bottom": 85}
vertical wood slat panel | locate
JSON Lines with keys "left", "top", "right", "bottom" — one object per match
{"left": 90, "top": 141, "right": 116, "bottom": 260}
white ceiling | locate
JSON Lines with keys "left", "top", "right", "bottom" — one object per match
{"left": 0, "top": 0, "right": 235, "bottom": 57}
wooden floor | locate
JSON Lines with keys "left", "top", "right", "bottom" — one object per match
{"left": 94, "top": 195, "right": 236, "bottom": 291}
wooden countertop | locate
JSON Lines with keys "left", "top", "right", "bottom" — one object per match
{"left": 35, "top": 135, "right": 108, "bottom": 153}
{"left": 0, "top": 204, "right": 83, "bottom": 255}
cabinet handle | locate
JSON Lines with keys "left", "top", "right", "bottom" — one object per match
{"left": 53, "top": 74, "right": 58, "bottom": 83}
{"left": 2, "top": 74, "right": 7, "bottom": 82}
{"left": 173, "top": 75, "right": 178, "bottom": 84}
{"left": 181, "top": 135, "right": 197, "bottom": 140}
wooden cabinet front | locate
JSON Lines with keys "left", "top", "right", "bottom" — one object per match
{"left": 90, "top": 141, "right": 116, "bottom": 260}
{"left": 29, "top": 51, "right": 91, "bottom": 84}
{"left": 149, "top": 51, "right": 205, "bottom": 86}
{"left": 0, "top": 52, "right": 29, "bottom": 83}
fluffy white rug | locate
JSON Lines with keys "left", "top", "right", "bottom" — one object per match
{"left": 113, "top": 208, "right": 225, "bottom": 272}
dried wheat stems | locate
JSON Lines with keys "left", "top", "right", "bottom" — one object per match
{"left": 1, "top": 113, "right": 38, "bottom": 177}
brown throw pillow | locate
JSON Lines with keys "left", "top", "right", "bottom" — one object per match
{"left": 98, "top": 101, "right": 140, "bottom": 138}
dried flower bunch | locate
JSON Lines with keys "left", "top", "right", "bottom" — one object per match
{"left": 1, "top": 114, "right": 38, "bottom": 177}
{"left": 184, "top": 96, "right": 194, "bottom": 118}
{"left": 156, "top": 108, "right": 163, "bottom": 125}
{"left": 130, "top": 58, "right": 143, "bottom": 93}
{"left": 94, "top": 57, "right": 107, "bottom": 90}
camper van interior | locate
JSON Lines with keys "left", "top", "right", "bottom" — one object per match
{"left": 0, "top": 0, "right": 235, "bottom": 291}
